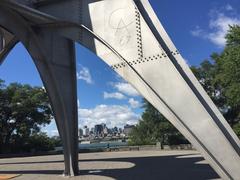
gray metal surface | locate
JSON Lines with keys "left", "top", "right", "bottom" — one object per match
{"left": 0, "top": 27, "right": 18, "bottom": 65}
{"left": 0, "top": 0, "right": 239, "bottom": 179}
{"left": 0, "top": 30, "right": 4, "bottom": 51}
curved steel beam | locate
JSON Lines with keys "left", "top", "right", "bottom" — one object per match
{"left": 0, "top": 0, "right": 57, "bottom": 24}
{"left": 0, "top": 7, "right": 79, "bottom": 176}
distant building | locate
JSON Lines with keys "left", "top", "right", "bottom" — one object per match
{"left": 103, "top": 126, "right": 108, "bottom": 136}
{"left": 112, "top": 126, "right": 118, "bottom": 135}
{"left": 119, "top": 128, "right": 123, "bottom": 134}
{"left": 94, "top": 124, "right": 104, "bottom": 137}
{"left": 83, "top": 126, "right": 90, "bottom": 137}
{"left": 89, "top": 128, "right": 94, "bottom": 136}
{"left": 107, "top": 128, "right": 112, "bottom": 135}
{"left": 124, "top": 124, "right": 135, "bottom": 136}
{"left": 78, "top": 128, "right": 83, "bottom": 137}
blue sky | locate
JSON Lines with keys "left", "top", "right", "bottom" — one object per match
{"left": 0, "top": 0, "right": 240, "bottom": 136}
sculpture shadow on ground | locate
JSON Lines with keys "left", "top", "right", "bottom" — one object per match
{"left": 0, "top": 154, "right": 220, "bottom": 180}
{"left": 79, "top": 155, "right": 220, "bottom": 180}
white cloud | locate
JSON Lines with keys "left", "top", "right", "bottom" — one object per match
{"left": 191, "top": 26, "right": 204, "bottom": 37}
{"left": 128, "top": 98, "right": 140, "bottom": 108}
{"left": 113, "top": 82, "right": 140, "bottom": 97}
{"left": 50, "top": 130, "right": 59, "bottom": 137}
{"left": 41, "top": 120, "right": 59, "bottom": 137}
{"left": 208, "top": 14, "right": 240, "bottom": 47}
{"left": 77, "top": 66, "right": 93, "bottom": 84}
{"left": 191, "top": 6, "right": 240, "bottom": 47}
{"left": 78, "top": 104, "right": 140, "bottom": 128}
{"left": 42, "top": 128, "right": 59, "bottom": 137}
{"left": 103, "top": 92, "right": 126, "bottom": 100}
{"left": 225, "top": 4, "right": 233, "bottom": 11}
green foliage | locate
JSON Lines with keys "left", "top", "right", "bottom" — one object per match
{"left": 0, "top": 80, "right": 54, "bottom": 154}
{"left": 213, "top": 25, "right": 240, "bottom": 126}
{"left": 25, "top": 133, "right": 62, "bottom": 153}
{"left": 129, "top": 100, "right": 187, "bottom": 147}
{"left": 226, "top": 25, "right": 240, "bottom": 46}
{"left": 233, "top": 123, "right": 240, "bottom": 137}
{"left": 191, "top": 60, "right": 217, "bottom": 97}
{"left": 191, "top": 60, "right": 228, "bottom": 118}
{"left": 191, "top": 25, "right": 240, "bottom": 131}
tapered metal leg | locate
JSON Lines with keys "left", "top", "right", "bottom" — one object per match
{"left": 0, "top": 31, "right": 3, "bottom": 51}
{"left": 33, "top": 33, "right": 79, "bottom": 176}
{"left": 0, "top": 9, "right": 79, "bottom": 176}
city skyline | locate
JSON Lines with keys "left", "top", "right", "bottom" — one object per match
{"left": 79, "top": 123, "right": 135, "bottom": 139}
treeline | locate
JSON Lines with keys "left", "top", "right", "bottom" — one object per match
{"left": 130, "top": 25, "right": 240, "bottom": 146}
{"left": 0, "top": 81, "right": 61, "bottom": 154}
{"left": 129, "top": 100, "right": 188, "bottom": 148}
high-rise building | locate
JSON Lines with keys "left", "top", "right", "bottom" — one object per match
{"left": 83, "top": 126, "right": 90, "bottom": 137}
{"left": 78, "top": 128, "right": 83, "bottom": 137}
{"left": 124, "top": 124, "right": 135, "bottom": 136}
{"left": 94, "top": 124, "right": 103, "bottom": 137}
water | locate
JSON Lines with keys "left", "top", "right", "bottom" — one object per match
{"left": 79, "top": 141, "right": 128, "bottom": 150}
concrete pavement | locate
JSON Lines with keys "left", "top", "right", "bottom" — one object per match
{"left": 0, "top": 150, "right": 220, "bottom": 180}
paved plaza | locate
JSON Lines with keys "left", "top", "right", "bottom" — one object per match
{"left": 0, "top": 150, "right": 220, "bottom": 180}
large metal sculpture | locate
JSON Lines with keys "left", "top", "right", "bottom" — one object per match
{"left": 0, "top": 0, "right": 239, "bottom": 179}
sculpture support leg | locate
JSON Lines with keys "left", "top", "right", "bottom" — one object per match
{"left": 32, "top": 33, "right": 79, "bottom": 176}
{"left": 0, "top": 8, "right": 79, "bottom": 176}
{"left": 0, "top": 33, "right": 3, "bottom": 51}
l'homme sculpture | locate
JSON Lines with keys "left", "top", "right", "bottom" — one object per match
{"left": 0, "top": 0, "right": 239, "bottom": 179}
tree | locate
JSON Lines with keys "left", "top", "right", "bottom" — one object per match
{"left": 0, "top": 80, "right": 53, "bottom": 153}
{"left": 191, "top": 60, "right": 230, "bottom": 122}
{"left": 25, "top": 133, "right": 62, "bottom": 153}
{"left": 233, "top": 123, "right": 240, "bottom": 138}
{"left": 191, "top": 25, "right": 240, "bottom": 135}
{"left": 129, "top": 100, "right": 187, "bottom": 147}
{"left": 212, "top": 25, "right": 240, "bottom": 127}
